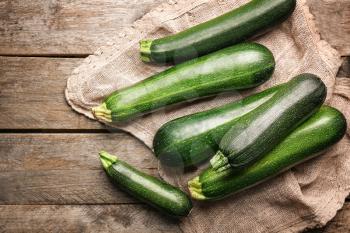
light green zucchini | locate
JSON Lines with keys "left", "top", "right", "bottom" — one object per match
{"left": 93, "top": 43, "right": 274, "bottom": 123}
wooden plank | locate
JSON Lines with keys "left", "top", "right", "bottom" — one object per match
{"left": 0, "top": 0, "right": 348, "bottom": 56}
{"left": 307, "top": 0, "right": 350, "bottom": 56}
{"left": 0, "top": 56, "right": 102, "bottom": 129}
{"left": 0, "top": 133, "right": 159, "bottom": 204}
{"left": 0, "top": 204, "right": 182, "bottom": 233}
{"left": 0, "top": 203, "right": 349, "bottom": 233}
{"left": 1, "top": 56, "right": 349, "bottom": 130}
{"left": 0, "top": 0, "right": 164, "bottom": 55}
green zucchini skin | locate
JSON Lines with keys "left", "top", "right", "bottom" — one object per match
{"left": 153, "top": 84, "right": 285, "bottom": 168}
{"left": 189, "top": 106, "right": 347, "bottom": 200}
{"left": 210, "top": 74, "right": 327, "bottom": 172}
{"left": 140, "top": 0, "right": 296, "bottom": 64}
{"left": 99, "top": 151, "right": 192, "bottom": 217}
{"left": 92, "top": 43, "right": 275, "bottom": 123}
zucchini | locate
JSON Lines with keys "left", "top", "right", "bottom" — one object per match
{"left": 99, "top": 151, "right": 192, "bottom": 217}
{"left": 210, "top": 74, "right": 326, "bottom": 172}
{"left": 140, "top": 0, "right": 296, "bottom": 64}
{"left": 188, "top": 106, "right": 347, "bottom": 200}
{"left": 153, "top": 84, "right": 284, "bottom": 168}
{"left": 92, "top": 43, "right": 275, "bottom": 123}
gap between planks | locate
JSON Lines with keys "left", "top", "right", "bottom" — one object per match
{"left": 0, "top": 54, "right": 89, "bottom": 58}
{"left": 0, "top": 129, "right": 109, "bottom": 133}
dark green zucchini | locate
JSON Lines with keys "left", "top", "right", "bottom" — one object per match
{"left": 153, "top": 84, "right": 284, "bottom": 168}
{"left": 189, "top": 106, "right": 347, "bottom": 200}
{"left": 92, "top": 43, "right": 275, "bottom": 123}
{"left": 99, "top": 151, "right": 192, "bottom": 217}
{"left": 210, "top": 74, "right": 327, "bottom": 172}
{"left": 140, "top": 0, "right": 296, "bottom": 64}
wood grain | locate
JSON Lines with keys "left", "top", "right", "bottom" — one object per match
{"left": 0, "top": 0, "right": 164, "bottom": 56}
{"left": 0, "top": 0, "right": 349, "bottom": 55}
{"left": 0, "top": 133, "right": 160, "bottom": 204}
{"left": 0, "top": 204, "right": 349, "bottom": 233}
{"left": 0, "top": 56, "right": 102, "bottom": 129}
{"left": 307, "top": 0, "right": 350, "bottom": 56}
{"left": 0, "top": 204, "right": 182, "bottom": 233}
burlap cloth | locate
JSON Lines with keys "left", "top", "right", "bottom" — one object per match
{"left": 66, "top": 0, "right": 350, "bottom": 232}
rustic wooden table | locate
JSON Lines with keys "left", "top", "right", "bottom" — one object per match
{"left": 0, "top": 0, "right": 349, "bottom": 232}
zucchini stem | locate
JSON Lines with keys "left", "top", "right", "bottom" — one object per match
{"left": 140, "top": 39, "right": 153, "bottom": 63}
{"left": 99, "top": 151, "right": 118, "bottom": 170}
{"left": 92, "top": 103, "right": 112, "bottom": 122}
{"left": 188, "top": 177, "right": 206, "bottom": 200}
{"left": 210, "top": 151, "right": 231, "bottom": 172}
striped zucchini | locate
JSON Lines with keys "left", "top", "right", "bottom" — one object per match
{"left": 100, "top": 151, "right": 192, "bottom": 217}
{"left": 140, "top": 0, "right": 296, "bottom": 64}
{"left": 210, "top": 74, "right": 327, "bottom": 172}
{"left": 93, "top": 43, "right": 275, "bottom": 123}
{"left": 189, "top": 106, "right": 347, "bottom": 200}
